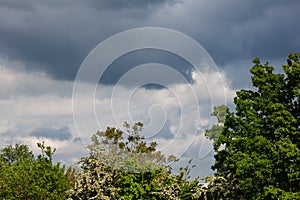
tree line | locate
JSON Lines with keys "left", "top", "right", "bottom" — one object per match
{"left": 0, "top": 53, "right": 299, "bottom": 199}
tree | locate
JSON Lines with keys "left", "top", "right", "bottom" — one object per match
{"left": 68, "top": 122, "right": 201, "bottom": 200}
{"left": 212, "top": 53, "right": 300, "bottom": 199}
{"left": 0, "top": 144, "right": 34, "bottom": 165}
{"left": 0, "top": 142, "right": 72, "bottom": 200}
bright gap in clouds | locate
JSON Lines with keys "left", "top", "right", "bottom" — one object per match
{"left": 0, "top": 59, "right": 235, "bottom": 178}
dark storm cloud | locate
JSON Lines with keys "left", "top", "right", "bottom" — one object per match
{"left": 0, "top": 0, "right": 299, "bottom": 86}
{"left": 88, "top": 0, "right": 178, "bottom": 10}
{"left": 31, "top": 126, "right": 72, "bottom": 140}
{"left": 0, "top": 1, "right": 85, "bottom": 80}
{"left": 155, "top": 0, "right": 300, "bottom": 65}
{"left": 0, "top": 1, "right": 35, "bottom": 11}
{"left": 157, "top": 0, "right": 300, "bottom": 89}
{"left": 0, "top": 0, "right": 173, "bottom": 80}
{"left": 100, "top": 49, "right": 194, "bottom": 86}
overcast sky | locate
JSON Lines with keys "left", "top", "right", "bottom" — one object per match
{"left": 0, "top": 0, "right": 299, "bottom": 178}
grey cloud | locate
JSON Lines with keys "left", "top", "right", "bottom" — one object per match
{"left": 148, "top": 120, "right": 175, "bottom": 140}
{"left": 0, "top": 0, "right": 299, "bottom": 87}
{"left": 0, "top": 0, "right": 178, "bottom": 81}
{"left": 0, "top": 66, "right": 73, "bottom": 100}
{"left": 0, "top": 1, "right": 144, "bottom": 80}
{"left": 144, "top": 0, "right": 300, "bottom": 90}
{"left": 223, "top": 59, "right": 253, "bottom": 90}
{"left": 146, "top": 0, "right": 300, "bottom": 65}
{"left": 100, "top": 49, "right": 194, "bottom": 87}
{"left": 31, "top": 126, "right": 72, "bottom": 140}
{"left": 72, "top": 137, "right": 82, "bottom": 143}
{"left": 0, "top": 0, "right": 35, "bottom": 11}
{"left": 88, "top": 0, "right": 179, "bottom": 10}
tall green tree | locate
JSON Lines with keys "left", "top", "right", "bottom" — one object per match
{"left": 212, "top": 53, "right": 300, "bottom": 199}
{"left": 0, "top": 142, "right": 72, "bottom": 200}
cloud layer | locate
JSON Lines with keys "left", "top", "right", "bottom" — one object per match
{"left": 0, "top": 0, "right": 299, "bottom": 85}
{"left": 0, "top": 59, "right": 234, "bottom": 175}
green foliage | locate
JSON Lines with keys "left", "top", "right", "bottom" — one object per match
{"left": 212, "top": 53, "right": 300, "bottom": 199}
{"left": 68, "top": 122, "right": 201, "bottom": 200}
{"left": 192, "top": 176, "right": 228, "bottom": 200}
{"left": 87, "top": 122, "right": 171, "bottom": 173}
{"left": 116, "top": 170, "right": 164, "bottom": 199}
{"left": 205, "top": 105, "right": 229, "bottom": 143}
{"left": 0, "top": 142, "right": 72, "bottom": 200}
{"left": 0, "top": 144, "right": 34, "bottom": 165}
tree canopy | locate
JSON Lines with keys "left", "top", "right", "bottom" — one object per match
{"left": 212, "top": 53, "right": 300, "bottom": 199}
{"left": 0, "top": 142, "right": 73, "bottom": 200}
{"left": 68, "top": 122, "right": 202, "bottom": 200}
